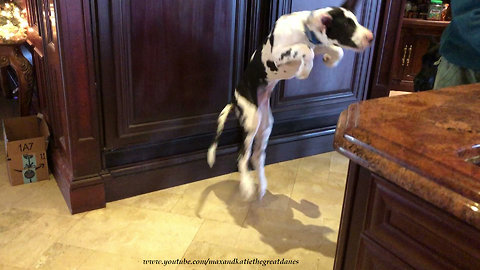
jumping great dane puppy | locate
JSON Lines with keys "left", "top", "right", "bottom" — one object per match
{"left": 208, "top": 4, "right": 374, "bottom": 200}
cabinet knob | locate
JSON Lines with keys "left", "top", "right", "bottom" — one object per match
{"left": 406, "top": 45, "right": 413, "bottom": 67}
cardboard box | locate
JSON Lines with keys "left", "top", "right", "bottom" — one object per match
{"left": 2, "top": 115, "right": 50, "bottom": 185}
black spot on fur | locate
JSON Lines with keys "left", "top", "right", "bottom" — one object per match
{"left": 326, "top": 8, "right": 358, "bottom": 48}
{"left": 280, "top": 49, "right": 291, "bottom": 60}
{"left": 236, "top": 50, "right": 267, "bottom": 106}
{"left": 237, "top": 119, "right": 247, "bottom": 160}
{"left": 266, "top": 60, "right": 278, "bottom": 72}
{"left": 269, "top": 34, "right": 274, "bottom": 48}
{"left": 232, "top": 99, "right": 241, "bottom": 114}
{"left": 293, "top": 51, "right": 298, "bottom": 58}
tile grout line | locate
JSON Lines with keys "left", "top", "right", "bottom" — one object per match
{"left": 176, "top": 219, "right": 206, "bottom": 270}
{"left": 168, "top": 184, "right": 189, "bottom": 216}
{"left": 233, "top": 207, "right": 249, "bottom": 249}
{"left": 289, "top": 157, "right": 303, "bottom": 199}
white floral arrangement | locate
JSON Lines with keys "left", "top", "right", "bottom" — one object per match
{"left": 0, "top": 1, "right": 28, "bottom": 44}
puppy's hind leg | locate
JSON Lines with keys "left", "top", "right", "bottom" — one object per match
{"left": 236, "top": 97, "right": 261, "bottom": 201}
{"left": 251, "top": 105, "right": 273, "bottom": 199}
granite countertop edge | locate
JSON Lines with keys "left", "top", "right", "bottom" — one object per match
{"left": 334, "top": 97, "right": 480, "bottom": 230}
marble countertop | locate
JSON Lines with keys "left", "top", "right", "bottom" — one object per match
{"left": 334, "top": 83, "right": 480, "bottom": 229}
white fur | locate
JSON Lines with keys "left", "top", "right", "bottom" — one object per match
{"left": 207, "top": 145, "right": 217, "bottom": 168}
{"left": 207, "top": 103, "right": 233, "bottom": 168}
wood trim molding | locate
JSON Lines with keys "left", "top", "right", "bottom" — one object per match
{"left": 105, "top": 128, "right": 336, "bottom": 202}
{"left": 45, "top": 0, "right": 105, "bottom": 214}
{"left": 367, "top": 0, "right": 405, "bottom": 99}
{"left": 55, "top": 0, "right": 102, "bottom": 177}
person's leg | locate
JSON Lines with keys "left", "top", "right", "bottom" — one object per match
{"left": 434, "top": 57, "right": 463, "bottom": 89}
{"left": 434, "top": 57, "right": 480, "bottom": 89}
{"left": 464, "top": 67, "right": 480, "bottom": 85}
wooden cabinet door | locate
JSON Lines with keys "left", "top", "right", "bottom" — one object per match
{"left": 271, "top": 0, "right": 382, "bottom": 126}
{"left": 97, "top": 0, "right": 247, "bottom": 167}
{"left": 402, "top": 24, "right": 444, "bottom": 84}
{"left": 390, "top": 28, "right": 427, "bottom": 91}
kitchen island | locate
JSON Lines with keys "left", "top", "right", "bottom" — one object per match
{"left": 333, "top": 84, "right": 480, "bottom": 269}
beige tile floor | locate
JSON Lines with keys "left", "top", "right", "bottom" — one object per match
{"left": 0, "top": 119, "right": 349, "bottom": 270}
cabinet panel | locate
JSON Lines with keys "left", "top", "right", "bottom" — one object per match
{"left": 100, "top": 0, "right": 246, "bottom": 148}
{"left": 129, "top": 1, "right": 235, "bottom": 122}
{"left": 364, "top": 175, "right": 480, "bottom": 270}
{"left": 356, "top": 236, "right": 414, "bottom": 270}
{"left": 390, "top": 30, "right": 415, "bottom": 89}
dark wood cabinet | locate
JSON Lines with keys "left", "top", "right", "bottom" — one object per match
{"left": 389, "top": 18, "right": 449, "bottom": 91}
{"left": 335, "top": 163, "right": 480, "bottom": 270}
{"left": 98, "top": 0, "right": 381, "bottom": 169}
{"left": 26, "top": 0, "right": 383, "bottom": 213}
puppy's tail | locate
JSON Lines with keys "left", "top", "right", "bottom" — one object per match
{"left": 207, "top": 103, "right": 234, "bottom": 168}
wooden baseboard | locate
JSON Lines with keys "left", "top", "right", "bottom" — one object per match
{"left": 52, "top": 127, "right": 335, "bottom": 213}
{"left": 105, "top": 128, "right": 335, "bottom": 202}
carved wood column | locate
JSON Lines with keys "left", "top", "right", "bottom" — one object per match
{"left": 47, "top": 0, "right": 105, "bottom": 213}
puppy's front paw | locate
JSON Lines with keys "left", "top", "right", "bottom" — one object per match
{"left": 323, "top": 54, "right": 340, "bottom": 67}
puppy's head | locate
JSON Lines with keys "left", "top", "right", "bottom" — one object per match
{"left": 309, "top": 7, "right": 373, "bottom": 51}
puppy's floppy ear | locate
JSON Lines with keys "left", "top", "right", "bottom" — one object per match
{"left": 321, "top": 16, "right": 332, "bottom": 28}
{"left": 309, "top": 12, "right": 333, "bottom": 32}
{"left": 342, "top": 0, "right": 359, "bottom": 11}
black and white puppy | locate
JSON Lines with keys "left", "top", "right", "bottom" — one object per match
{"left": 208, "top": 6, "right": 374, "bottom": 200}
